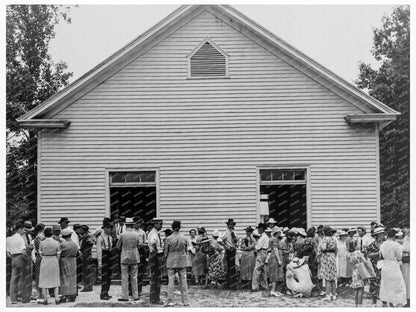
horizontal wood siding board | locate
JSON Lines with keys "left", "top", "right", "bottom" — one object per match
{"left": 39, "top": 11, "right": 378, "bottom": 233}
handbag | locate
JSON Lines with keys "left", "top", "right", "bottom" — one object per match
{"left": 357, "top": 259, "right": 376, "bottom": 280}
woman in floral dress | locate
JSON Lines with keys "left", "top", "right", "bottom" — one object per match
{"left": 347, "top": 240, "right": 366, "bottom": 307}
{"left": 318, "top": 226, "right": 338, "bottom": 301}
{"left": 200, "top": 236, "right": 225, "bottom": 288}
{"left": 379, "top": 228, "right": 407, "bottom": 307}
{"left": 366, "top": 227, "right": 385, "bottom": 307}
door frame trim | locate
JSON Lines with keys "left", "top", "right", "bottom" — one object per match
{"left": 105, "top": 167, "right": 160, "bottom": 219}
{"left": 256, "top": 165, "right": 311, "bottom": 228}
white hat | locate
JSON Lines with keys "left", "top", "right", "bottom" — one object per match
{"left": 212, "top": 230, "right": 220, "bottom": 237}
{"left": 268, "top": 218, "right": 277, "bottom": 224}
{"left": 265, "top": 228, "right": 272, "bottom": 233}
{"left": 373, "top": 227, "right": 385, "bottom": 236}
{"left": 252, "top": 229, "right": 260, "bottom": 237}
{"left": 297, "top": 228, "right": 307, "bottom": 237}
{"left": 125, "top": 217, "right": 135, "bottom": 224}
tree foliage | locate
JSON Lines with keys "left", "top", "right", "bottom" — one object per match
{"left": 356, "top": 6, "right": 410, "bottom": 227}
{"left": 6, "top": 5, "right": 73, "bottom": 225}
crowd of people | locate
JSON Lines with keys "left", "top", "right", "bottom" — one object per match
{"left": 6, "top": 215, "right": 410, "bottom": 307}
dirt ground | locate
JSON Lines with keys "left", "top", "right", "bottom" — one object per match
{"left": 6, "top": 283, "right": 380, "bottom": 308}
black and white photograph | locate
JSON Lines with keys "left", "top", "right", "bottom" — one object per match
{"left": 4, "top": 1, "right": 412, "bottom": 309}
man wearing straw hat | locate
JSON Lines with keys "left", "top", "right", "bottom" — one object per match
{"left": 117, "top": 217, "right": 141, "bottom": 302}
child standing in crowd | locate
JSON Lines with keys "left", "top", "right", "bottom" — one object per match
{"left": 187, "top": 229, "right": 197, "bottom": 283}
{"left": 347, "top": 240, "right": 366, "bottom": 307}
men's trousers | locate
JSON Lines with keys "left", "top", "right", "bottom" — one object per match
{"left": 252, "top": 250, "right": 268, "bottom": 290}
{"left": 100, "top": 250, "right": 112, "bottom": 297}
{"left": 120, "top": 263, "right": 139, "bottom": 300}
{"left": 225, "top": 248, "right": 238, "bottom": 290}
{"left": 10, "top": 254, "right": 29, "bottom": 302}
{"left": 149, "top": 252, "right": 164, "bottom": 303}
{"left": 167, "top": 268, "right": 189, "bottom": 305}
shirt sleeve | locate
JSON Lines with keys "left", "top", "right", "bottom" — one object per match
{"left": 96, "top": 237, "right": 102, "bottom": 262}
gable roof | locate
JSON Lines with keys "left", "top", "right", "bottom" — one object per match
{"left": 17, "top": 4, "right": 399, "bottom": 128}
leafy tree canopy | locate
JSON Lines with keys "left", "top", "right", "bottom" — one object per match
{"left": 6, "top": 5, "right": 73, "bottom": 225}
{"left": 356, "top": 6, "right": 409, "bottom": 227}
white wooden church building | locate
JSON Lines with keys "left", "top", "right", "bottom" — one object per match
{"left": 18, "top": 5, "right": 399, "bottom": 235}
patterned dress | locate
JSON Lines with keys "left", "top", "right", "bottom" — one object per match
{"left": 33, "top": 233, "right": 45, "bottom": 289}
{"left": 201, "top": 239, "right": 225, "bottom": 284}
{"left": 379, "top": 240, "right": 406, "bottom": 305}
{"left": 318, "top": 236, "right": 337, "bottom": 281}
{"left": 367, "top": 239, "right": 383, "bottom": 299}
{"left": 348, "top": 250, "right": 366, "bottom": 289}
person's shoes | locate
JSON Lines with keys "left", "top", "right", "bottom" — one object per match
{"left": 321, "top": 296, "right": 331, "bottom": 301}
{"left": 59, "top": 297, "right": 67, "bottom": 303}
{"left": 100, "top": 296, "right": 112, "bottom": 300}
{"left": 118, "top": 298, "right": 129, "bottom": 302}
{"left": 68, "top": 296, "right": 76, "bottom": 302}
{"left": 151, "top": 300, "right": 164, "bottom": 305}
{"left": 81, "top": 289, "right": 93, "bottom": 292}
{"left": 167, "top": 301, "right": 175, "bottom": 307}
{"left": 294, "top": 293, "right": 303, "bottom": 298}
{"left": 11, "top": 301, "right": 17, "bottom": 304}
{"left": 43, "top": 301, "right": 49, "bottom": 305}
{"left": 183, "top": 303, "right": 190, "bottom": 306}
{"left": 133, "top": 298, "right": 141, "bottom": 301}
{"left": 55, "top": 300, "right": 60, "bottom": 305}
{"left": 319, "top": 290, "right": 326, "bottom": 296}
{"left": 250, "top": 289, "right": 259, "bottom": 292}
{"left": 331, "top": 295, "right": 337, "bottom": 301}
{"left": 270, "top": 291, "right": 281, "bottom": 297}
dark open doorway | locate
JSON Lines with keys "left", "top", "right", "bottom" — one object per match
{"left": 260, "top": 184, "right": 307, "bottom": 228}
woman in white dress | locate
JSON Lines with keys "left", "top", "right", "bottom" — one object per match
{"left": 336, "top": 230, "right": 348, "bottom": 286}
{"left": 379, "top": 228, "right": 407, "bottom": 307}
{"left": 39, "top": 227, "right": 61, "bottom": 305}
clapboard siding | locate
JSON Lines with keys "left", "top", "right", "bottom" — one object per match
{"left": 39, "top": 10, "right": 379, "bottom": 235}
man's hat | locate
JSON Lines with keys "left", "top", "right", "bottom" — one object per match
{"left": 164, "top": 228, "right": 173, "bottom": 236}
{"left": 152, "top": 218, "right": 163, "bottom": 223}
{"left": 80, "top": 225, "right": 89, "bottom": 231}
{"left": 73, "top": 223, "right": 82, "bottom": 230}
{"left": 244, "top": 226, "right": 254, "bottom": 233}
{"left": 271, "top": 227, "right": 281, "bottom": 236}
{"left": 282, "top": 227, "right": 289, "bottom": 233}
{"left": 61, "top": 228, "right": 72, "bottom": 237}
{"left": 102, "top": 221, "right": 114, "bottom": 229}
{"left": 23, "top": 221, "right": 34, "bottom": 231}
{"left": 338, "top": 230, "right": 348, "bottom": 236}
{"left": 119, "top": 216, "right": 126, "bottom": 222}
{"left": 226, "top": 218, "right": 236, "bottom": 226}
{"left": 265, "top": 228, "right": 272, "bottom": 233}
{"left": 125, "top": 217, "right": 135, "bottom": 225}
{"left": 268, "top": 218, "right": 277, "bottom": 224}
{"left": 212, "top": 229, "right": 220, "bottom": 237}
{"left": 171, "top": 220, "right": 181, "bottom": 229}
{"left": 52, "top": 224, "right": 61, "bottom": 231}
{"left": 197, "top": 227, "right": 206, "bottom": 234}
{"left": 257, "top": 223, "right": 267, "bottom": 230}
{"left": 58, "top": 217, "right": 70, "bottom": 224}
{"left": 348, "top": 228, "right": 357, "bottom": 233}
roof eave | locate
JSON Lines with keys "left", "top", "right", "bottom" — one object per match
{"left": 17, "top": 119, "right": 71, "bottom": 129}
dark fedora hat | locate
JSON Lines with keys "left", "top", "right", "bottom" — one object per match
{"left": 80, "top": 225, "right": 89, "bottom": 231}
{"left": 226, "top": 218, "right": 236, "bottom": 225}
{"left": 58, "top": 217, "right": 70, "bottom": 224}
{"left": 257, "top": 222, "right": 267, "bottom": 230}
{"left": 23, "top": 221, "right": 34, "bottom": 231}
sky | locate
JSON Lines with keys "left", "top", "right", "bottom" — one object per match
{"left": 48, "top": 4, "right": 397, "bottom": 84}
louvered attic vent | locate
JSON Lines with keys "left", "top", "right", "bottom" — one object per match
{"left": 188, "top": 38, "right": 228, "bottom": 78}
